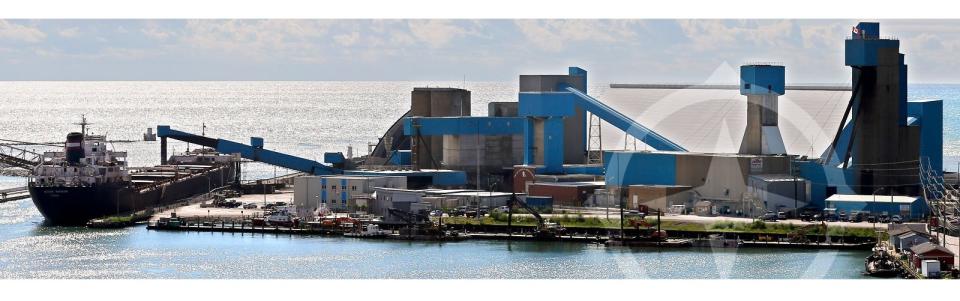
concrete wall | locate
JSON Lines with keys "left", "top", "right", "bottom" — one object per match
{"left": 747, "top": 175, "right": 808, "bottom": 213}
{"left": 604, "top": 151, "right": 791, "bottom": 214}
{"left": 410, "top": 88, "right": 471, "bottom": 170}
{"left": 442, "top": 134, "right": 523, "bottom": 188}
{"left": 626, "top": 185, "right": 692, "bottom": 212}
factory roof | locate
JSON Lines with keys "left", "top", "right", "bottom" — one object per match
{"left": 601, "top": 85, "right": 854, "bottom": 158}
{"left": 910, "top": 242, "right": 955, "bottom": 256}
{"left": 749, "top": 174, "right": 805, "bottom": 182}
{"left": 889, "top": 223, "right": 929, "bottom": 236}
{"left": 825, "top": 194, "right": 920, "bottom": 204}
{"left": 441, "top": 191, "right": 516, "bottom": 198}
{"left": 627, "top": 184, "right": 692, "bottom": 188}
{"left": 531, "top": 181, "right": 606, "bottom": 187}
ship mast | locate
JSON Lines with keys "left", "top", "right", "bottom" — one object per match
{"left": 74, "top": 115, "right": 92, "bottom": 136}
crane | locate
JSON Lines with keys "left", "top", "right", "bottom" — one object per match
{"left": 506, "top": 193, "right": 565, "bottom": 240}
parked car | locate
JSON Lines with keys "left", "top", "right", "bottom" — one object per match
{"left": 879, "top": 213, "right": 890, "bottom": 223}
{"left": 777, "top": 211, "right": 787, "bottom": 220}
{"left": 624, "top": 210, "right": 646, "bottom": 219}
{"left": 866, "top": 214, "right": 877, "bottom": 223}
{"left": 891, "top": 215, "right": 903, "bottom": 224}
{"left": 429, "top": 210, "right": 443, "bottom": 217}
{"left": 242, "top": 203, "right": 257, "bottom": 209}
{"left": 760, "top": 211, "right": 778, "bottom": 222}
{"left": 496, "top": 206, "right": 511, "bottom": 213}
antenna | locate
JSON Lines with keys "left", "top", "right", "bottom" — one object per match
{"left": 74, "top": 114, "right": 92, "bottom": 135}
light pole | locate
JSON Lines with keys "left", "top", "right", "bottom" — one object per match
{"left": 872, "top": 187, "right": 884, "bottom": 229}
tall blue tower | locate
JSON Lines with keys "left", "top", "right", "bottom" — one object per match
{"left": 840, "top": 22, "right": 919, "bottom": 195}
{"left": 739, "top": 64, "right": 786, "bottom": 155}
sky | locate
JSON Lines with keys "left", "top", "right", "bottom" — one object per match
{"left": 1, "top": 19, "right": 959, "bottom": 83}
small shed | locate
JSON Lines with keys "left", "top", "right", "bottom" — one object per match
{"left": 910, "top": 242, "right": 955, "bottom": 271}
{"left": 888, "top": 223, "right": 928, "bottom": 250}
{"left": 897, "top": 232, "right": 931, "bottom": 251}
{"left": 694, "top": 201, "right": 713, "bottom": 216}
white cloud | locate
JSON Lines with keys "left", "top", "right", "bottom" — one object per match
{"left": 334, "top": 31, "right": 360, "bottom": 47}
{"left": 141, "top": 24, "right": 173, "bottom": 40}
{"left": 0, "top": 20, "right": 46, "bottom": 43}
{"left": 180, "top": 20, "right": 331, "bottom": 60}
{"left": 799, "top": 22, "right": 847, "bottom": 49}
{"left": 676, "top": 20, "right": 795, "bottom": 51}
{"left": 513, "top": 20, "right": 642, "bottom": 51}
{"left": 58, "top": 27, "right": 80, "bottom": 38}
{"left": 406, "top": 20, "right": 468, "bottom": 48}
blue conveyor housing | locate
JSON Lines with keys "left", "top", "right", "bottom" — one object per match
{"left": 157, "top": 125, "right": 341, "bottom": 175}
{"left": 564, "top": 86, "right": 687, "bottom": 152}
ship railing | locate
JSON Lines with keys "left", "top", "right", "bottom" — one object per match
{"left": 136, "top": 164, "right": 229, "bottom": 193}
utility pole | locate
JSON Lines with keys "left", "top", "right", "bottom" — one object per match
{"left": 507, "top": 193, "right": 515, "bottom": 238}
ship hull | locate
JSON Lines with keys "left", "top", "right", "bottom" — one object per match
{"left": 29, "top": 164, "right": 236, "bottom": 225}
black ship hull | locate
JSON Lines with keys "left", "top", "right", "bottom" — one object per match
{"left": 29, "top": 164, "right": 236, "bottom": 225}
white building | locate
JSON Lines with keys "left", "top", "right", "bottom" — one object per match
{"left": 294, "top": 175, "right": 406, "bottom": 216}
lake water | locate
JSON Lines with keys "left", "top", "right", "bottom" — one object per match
{"left": 2, "top": 81, "right": 955, "bottom": 279}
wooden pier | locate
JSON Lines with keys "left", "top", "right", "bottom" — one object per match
{"left": 0, "top": 186, "right": 29, "bottom": 203}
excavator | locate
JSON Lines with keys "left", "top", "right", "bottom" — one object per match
{"left": 507, "top": 193, "right": 566, "bottom": 240}
{"left": 387, "top": 207, "right": 453, "bottom": 239}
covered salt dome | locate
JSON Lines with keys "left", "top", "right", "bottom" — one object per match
{"left": 596, "top": 84, "right": 852, "bottom": 158}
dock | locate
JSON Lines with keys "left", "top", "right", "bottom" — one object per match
{"left": 0, "top": 186, "right": 29, "bottom": 203}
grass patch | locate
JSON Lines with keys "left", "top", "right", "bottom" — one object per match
{"left": 440, "top": 215, "right": 876, "bottom": 238}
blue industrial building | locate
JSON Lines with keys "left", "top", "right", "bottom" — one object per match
{"left": 155, "top": 21, "right": 940, "bottom": 217}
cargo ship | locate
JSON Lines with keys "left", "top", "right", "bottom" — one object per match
{"left": 28, "top": 119, "right": 238, "bottom": 225}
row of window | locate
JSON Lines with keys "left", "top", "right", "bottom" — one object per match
{"left": 320, "top": 185, "right": 358, "bottom": 191}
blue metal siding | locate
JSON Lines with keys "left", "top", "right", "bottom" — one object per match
{"left": 324, "top": 152, "right": 344, "bottom": 164}
{"left": 845, "top": 38, "right": 900, "bottom": 66}
{"left": 603, "top": 152, "right": 676, "bottom": 186}
{"left": 543, "top": 117, "right": 565, "bottom": 174}
{"left": 826, "top": 197, "right": 927, "bottom": 220}
{"left": 518, "top": 92, "right": 576, "bottom": 117}
{"left": 525, "top": 196, "right": 553, "bottom": 208}
{"left": 739, "top": 65, "right": 785, "bottom": 95}
{"left": 388, "top": 150, "right": 411, "bottom": 165}
{"left": 523, "top": 118, "right": 535, "bottom": 165}
{"left": 796, "top": 160, "right": 858, "bottom": 208}
{"left": 908, "top": 99, "right": 943, "bottom": 176}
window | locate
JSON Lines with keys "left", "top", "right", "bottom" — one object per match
{"left": 341, "top": 185, "right": 346, "bottom": 190}
{"left": 351, "top": 186, "right": 357, "bottom": 191}
{"left": 744, "top": 83, "right": 751, "bottom": 89}
{"left": 322, "top": 185, "right": 326, "bottom": 189}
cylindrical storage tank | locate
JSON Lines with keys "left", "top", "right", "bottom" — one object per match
{"left": 65, "top": 132, "right": 84, "bottom": 164}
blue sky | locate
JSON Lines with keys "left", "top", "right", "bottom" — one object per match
{"left": 1, "top": 19, "right": 958, "bottom": 83}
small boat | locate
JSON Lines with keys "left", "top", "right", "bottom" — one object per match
{"left": 344, "top": 223, "right": 388, "bottom": 238}
{"left": 694, "top": 234, "right": 743, "bottom": 248}
{"left": 264, "top": 206, "right": 298, "bottom": 227}
{"left": 864, "top": 247, "right": 899, "bottom": 278}
{"left": 605, "top": 237, "right": 693, "bottom": 248}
